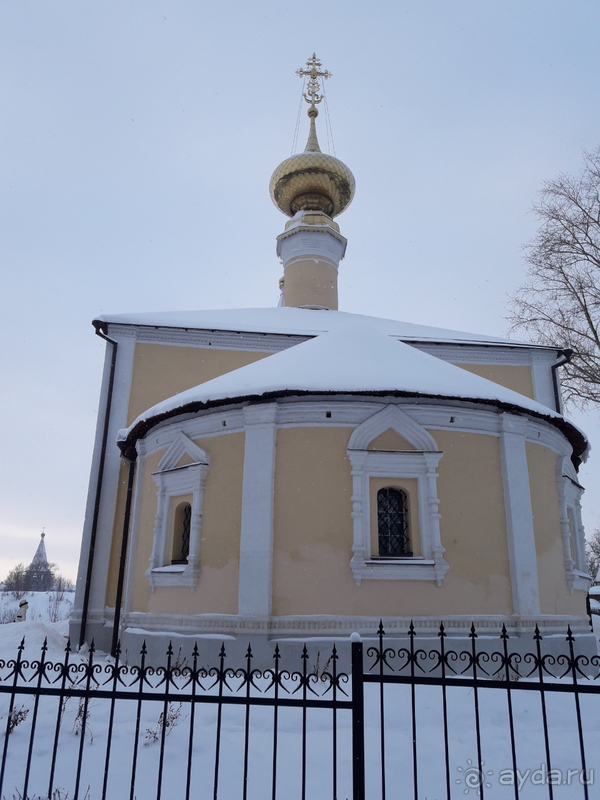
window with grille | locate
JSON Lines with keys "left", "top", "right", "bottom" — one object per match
{"left": 171, "top": 502, "right": 192, "bottom": 564}
{"left": 377, "top": 487, "right": 412, "bottom": 557}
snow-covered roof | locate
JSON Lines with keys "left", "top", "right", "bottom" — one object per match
{"left": 29, "top": 533, "right": 49, "bottom": 571}
{"left": 118, "top": 323, "right": 586, "bottom": 460}
{"left": 95, "top": 306, "right": 546, "bottom": 349}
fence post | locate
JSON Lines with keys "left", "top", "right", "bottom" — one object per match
{"left": 351, "top": 633, "right": 365, "bottom": 800}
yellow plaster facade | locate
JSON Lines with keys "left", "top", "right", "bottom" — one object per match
{"left": 452, "top": 363, "right": 535, "bottom": 399}
{"left": 367, "top": 429, "right": 416, "bottom": 451}
{"left": 115, "top": 416, "right": 588, "bottom": 628}
{"left": 97, "top": 374, "right": 590, "bottom": 649}
{"left": 526, "top": 441, "right": 582, "bottom": 616}
{"left": 283, "top": 260, "right": 339, "bottom": 310}
{"left": 131, "top": 432, "right": 245, "bottom": 616}
{"left": 270, "top": 425, "right": 514, "bottom": 618}
{"left": 127, "top": 344, "right": 269, "bottom": 425}
{"left": 105, "top": 461, "right": 132, "bottom": 607}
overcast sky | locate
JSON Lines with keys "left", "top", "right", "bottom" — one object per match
{"left": 2, "top": 0, "right": 600, "bottom": 581}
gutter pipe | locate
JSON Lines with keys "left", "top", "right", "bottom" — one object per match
{"left": 551, "top": 348, "right": 573, "bottom": 414}
{"left": 79, "top": 323, "right": 118, "bottom": 648}
{"left": 111, "top": 458, "right": 136, "bottom": 657}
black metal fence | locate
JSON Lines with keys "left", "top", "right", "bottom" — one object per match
{"left": 0, "top": 623, "right": 599, "bottom": 800}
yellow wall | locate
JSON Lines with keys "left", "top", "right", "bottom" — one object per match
{"left": 432, "top": 430, "right": 511, "bottom": 609}
{"left": 283, "top": 259, "right": 338, "bottom": 310}
{"left": 105, "top": 461, "right": 133, "bottom": 608}
{"left": 130, "top": 448, "right": 162, "bottom": 613}
{"left": 367, "top": 429, "right": 416, "bottom": 451}
{"left": 121, "top": 410, "right": 583, "bottom": 623}
{"left": 526, "top": 442, "right": 586, "bottom": 615}
{"left": 127, "top": 344, "right": 269, "bottom": 425}
{"left": 453, "top": 363, "right": 535, "bottom": 399}
{"left": 107, "top": 343, "right": 267, "bottom": 609}
{"left": 272, "top": 427, "right": 513, "bottom": 617}
{"left": 132, "top": 432, "right": 245, "bottom": 616}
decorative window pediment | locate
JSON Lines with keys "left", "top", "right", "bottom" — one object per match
{"left": 348, "top": 405, "right": 439, "bottom": 452}
{"left": 158, "top": 432, "right": 210, "bottom": 471}
{"left": 348, "top": 405, "right": 448, "bottom": 585}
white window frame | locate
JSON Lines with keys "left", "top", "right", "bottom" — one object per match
{"left": 347, "top": 406, "right": 448, "bottom": 586}
{"left": 146, "top": 433, "right": 209, "bottom": 591}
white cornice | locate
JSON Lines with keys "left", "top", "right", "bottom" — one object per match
{"left": 137, "top": 398, "right": 573, "bottom": 466}
{"left": 106, "top": 322, "right": 309, "bottom": 353}
{"left": 106, "top": 325, "right": 137, "bottom": 340}
{"left": 140, "top": 409, "right": 247, "bottom": 457}
{"left": 105, "top": 322, "right": 557, "bottom": 362}
{"left": 412, "top": 343, "right": 557, "bottom": 365}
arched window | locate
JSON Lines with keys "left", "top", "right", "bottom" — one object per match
{"left": 171, "top": 502, "right": 192, "bottom": 564}
{"left": 377, "top": 487, "right": 412, "bottom": 557}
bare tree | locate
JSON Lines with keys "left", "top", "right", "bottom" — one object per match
{"left": 587, "top": 529, "right": 600, "bottom": 582}
{"left": 3, "top": 562, "right": 68, "bottom": 597}
{"left": 508, "top": 147, "right": 600, "bottom": 408}
{"left": 3, "top": 564, "right": 28, "bottom": 600}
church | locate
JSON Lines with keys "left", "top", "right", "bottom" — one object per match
{"left": 70, "top": 55, "right": 593, "bottom": 660}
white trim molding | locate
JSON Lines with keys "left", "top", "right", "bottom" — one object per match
{"left": 158, "top": 432, "right": 210, "bottom": 472}
{"left": 557, "top": 457, "right": 592, "bottom": 593}
{"left": 120, "top": 610, "right": 595, "bottom": 641}
{"left": 146, "top": 443, "right": 210, "bottom": 590}
{"left": 107, "top": 322, "right": 307, "bottom": 353}
{"left": 348, "top": 406, "right": 447, "bottom": 586}
{"left": 238, "top": 404, "right": 278, "bottom": 619}
{"left": 72, "top": 328, "right": 136, "bottom": 628}
{"left": 348, "top": 404, "right": 439, "bottom": 451}
{"left": 499, "top": 414, "right": 541, "bottom": 616}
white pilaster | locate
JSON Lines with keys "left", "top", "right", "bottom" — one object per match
{"left": 71, "top": 327, "right": 137, "bottom": 634}
{"left": 530, "top": 351, "right": 559, "bottom": 410}
{"left": 499, "top": 414, "right": 540, "bottom": 616}
{"left": 238, "top": 404, "right": 278, "bottom": 618}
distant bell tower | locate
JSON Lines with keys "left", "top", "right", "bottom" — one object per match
{"left": 269, "top": 54, "right": 355, "bottom": 310}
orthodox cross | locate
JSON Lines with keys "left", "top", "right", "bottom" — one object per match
{"left": 296, "top": 53, "right": 332, "bottom": 107}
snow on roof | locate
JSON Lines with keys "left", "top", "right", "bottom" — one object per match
{"left": 29, "top": 532, "right": 49, "bottom": 571}
{"left": 95, "top": 306, "right": 543, "bottom": 349}
{"left": 119, "top": 323, "right": 585, "bottom": 459}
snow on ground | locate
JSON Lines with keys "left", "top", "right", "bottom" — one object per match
{"left": 0, "top": 600, "right": 599, "bottom": 799}
{"left": 0, "top": 591, "right": 72, "bottom": 631}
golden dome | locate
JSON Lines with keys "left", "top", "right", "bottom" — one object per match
{"left": 269, "top": 111, "right": 356, "bottom": 218}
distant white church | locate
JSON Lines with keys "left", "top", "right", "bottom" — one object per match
{"left": 70, "top": 55, "right": 593, "bottom": 659}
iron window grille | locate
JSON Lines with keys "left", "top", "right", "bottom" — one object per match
{"left": 377, "top": 487, "right": 412, "bottom": 557}
{"left": 172, "top": 503, "right": 191, "bottom": 564}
